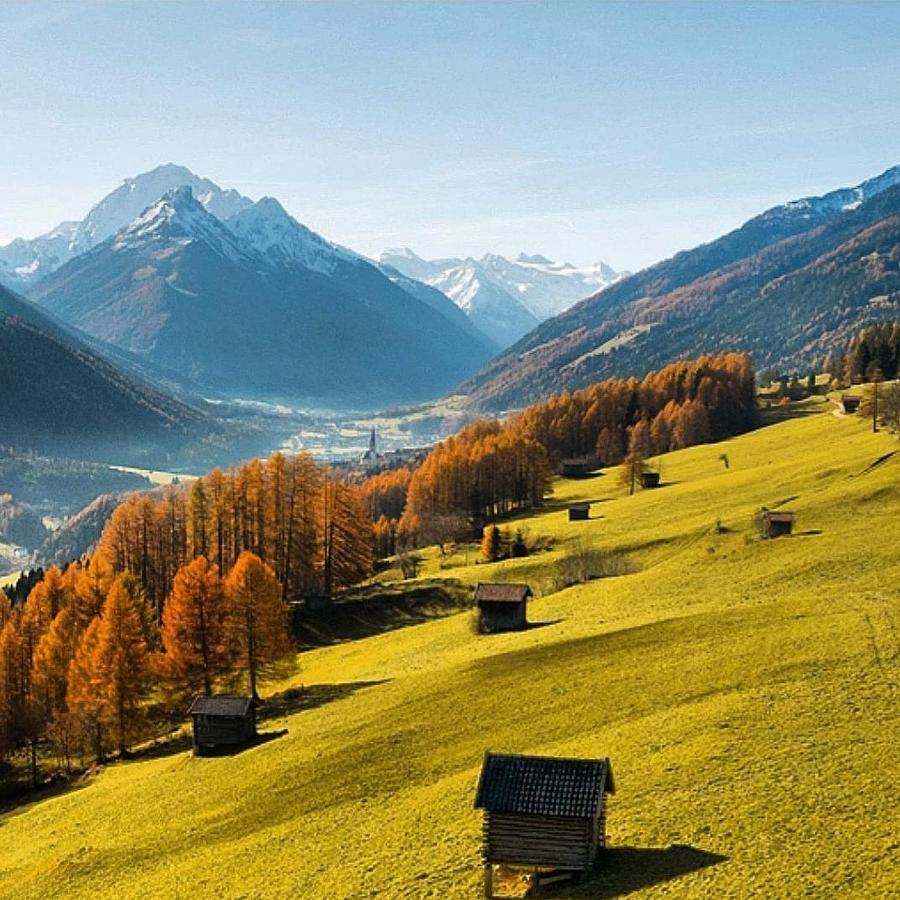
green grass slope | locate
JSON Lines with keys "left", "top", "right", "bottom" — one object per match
{"left": 2, "top": 401, "right": 898, "bottom": 899}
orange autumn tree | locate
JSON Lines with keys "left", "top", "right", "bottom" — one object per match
{"left": 89, "top": 577, "right": 154, "bottom": 755}
{"left": 30, "top": 606, "right": 80, "bottom": 720}
{"left": 66, "top": 617, "right": 104, "bottom": 762}
{"left": 224, "top": 552, "right": 293, "bottom": 701}
{"left": 161, "top": 556, "right": 232, "bottom": 699}
{"left": 0, "top": 617, "right": 27, "bottom": 765}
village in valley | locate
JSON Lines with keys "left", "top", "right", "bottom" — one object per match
{"left": 2, "top": 4, "right": 900, "bottom": 899}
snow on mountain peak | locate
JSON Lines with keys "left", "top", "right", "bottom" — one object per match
{"left": 225, "top": 198, "right": 357, "bottom": 275}
{"left": 111, "top": 186, "right": 247, "bottom": 263}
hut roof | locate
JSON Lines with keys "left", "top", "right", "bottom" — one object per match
{"left": 475, "top": 583, "right": 533, "bottom": 604}
{"left": 188, "top": 696, "right": 254, "bottom": 717}
{"left": 474, "top": 752, "right": 615, "bottom": 817}
{"left": 763, "top": 510, "right": 796, "bottom": 523}
{"left": 569, "top": 502, "right": 590, "bottom": 510}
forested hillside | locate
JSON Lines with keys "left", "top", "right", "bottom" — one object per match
{"left": 465, "top": 168, "right": 900, "bottom": 409}
{"left": 0, "top": 285, "right": 219, "bottom": 464}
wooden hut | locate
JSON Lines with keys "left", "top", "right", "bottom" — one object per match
{"left": 568, "top": 502, "right": 590, "bottom": 522}
{"left": 188, "top": 696, "right": 256, "bottom": 755}
{"left": 474, "top": 752, "right": 616, "bottom": 897}
{"left": 560, "top": 457, "right": 595, "bottom": 478}
{"left": 639, "top": 471, "right": 661, "bottom": 489}
{"left": 305, "top": 592, "right": 333, "bottom": 611}
{"left": 841, "top": 394, "right": 861, "bottom": 414}
{"left": 761, "top": 509, "right": 796, "bottom": 538}
{"left": 475, "top": 583, "right": 532, "bottom": 633}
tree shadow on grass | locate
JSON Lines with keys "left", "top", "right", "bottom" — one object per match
{"left": 539, "top": 844, "right": 728, "bottom": 898}
{"left": 0, "top": 772, "right": 91, "bottom": 824}
{"left": 292, "top": 580, "right": 470, "bottom": 649}
{"left": 258, "top": 680, "right": 390, "bottom": 722}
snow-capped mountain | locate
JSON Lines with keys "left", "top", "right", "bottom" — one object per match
{"left": 379, "top": 249, "right": 621, "bottom": 347}
{"left": 225, "top": 197, "right": 359, "bottom": 275}
{"left": 427, "top": 261, "right": 540, "bottom": 349}
{"left": 112, "top": 185, "right": 252, "bottom": 265}
{"left": 0, "top": 222, "right": 79, "bottom": 289}
{"left": 775, "top": 164, "right": 900, "bottom": 219}
{"left": 29, "top": 184, "right": 494, "bottom": 406}
{"left": 0, "top": 164, "right": 253, "bottom": 289}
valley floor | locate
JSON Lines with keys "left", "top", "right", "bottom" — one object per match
{"left": 1, "top": 400, "right": 898, "bottom": 899}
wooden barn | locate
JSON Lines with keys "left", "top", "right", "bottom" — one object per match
{"left": 761, "top": 509, "right": 796, "bottom": 538}
{"left": 568, "top": 502, "right": 590, "bottom": 521}
{"left": 841, "top": 394, "right": 861, "bottom": 414}
{"left": 640, "top": 471, "right": 661, "bottom": 489}
{"left": 188, "top": 696, "right": 256, "bottom": 755}
{"left": 474, "top": 752, "right": 616, "bottom": 897}
{"left": 560, "top": 457, "right": 595, "bottom": 478}
{"left": 475, "top": 583, "right": 532, "bottom": 633}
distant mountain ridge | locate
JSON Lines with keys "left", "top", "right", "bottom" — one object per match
{"left": 29, "top": 179, "right": 494, "bottom": 406}
{"left": 379, "top": 248, "right": 621, "bottom": 348}
{"left": 463, "top": 165, "right": 900, "bottom": 409}
{"left": 0, "top": 282, "right": 217, "bottom": 462}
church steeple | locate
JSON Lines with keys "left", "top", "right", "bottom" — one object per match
{"left": 368, "top": 427, "right": 377, "bottom": 453}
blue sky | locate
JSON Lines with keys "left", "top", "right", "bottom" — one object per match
{"left": 2, "top": 1, "right": 899, "bottom": 270}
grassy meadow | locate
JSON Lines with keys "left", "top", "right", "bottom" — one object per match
{"left": 1, "top": 398, "right": 898, "bottom": 899}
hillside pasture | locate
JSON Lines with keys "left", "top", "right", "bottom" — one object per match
{"left": 0, "top": 401, "right": 897, "bottom": 899}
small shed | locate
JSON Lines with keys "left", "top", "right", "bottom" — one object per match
{"left": 640, "top": 471, "right": 661, "bottom": 489}
{"left": 474, "top": 752, "right": 616, "bottom": 897}
{"left": 475, "top": 583, "right": 532, "bottom": 633}
{"left": 568, "top": 502, "right": 590, "bottom": 522}
{"left": 188, "top": 696, "right": 256, "bottom": 755}
{"left": 841, "top": 394, "right": 861, "bottom": 414}
{"left": 305, "top": 592, "right": 333, "bottom": 611}
{"left": 761, "top": 509, "right": 796, "bottom": 538}
{"left": 560, "top": 457, "right": 595, "bottom": 478}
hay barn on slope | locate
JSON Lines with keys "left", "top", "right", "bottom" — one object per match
{"left": 474, "top": 752, "right": 616, "bottom": 897}
{"left": 189, "top": 696, "right": 256, "bottom": 755}
{"left": 761, "top": 509, "right": 796, "bottom": 538}
{"left": 475, "top": 583, "right": 532, "bottom": 633}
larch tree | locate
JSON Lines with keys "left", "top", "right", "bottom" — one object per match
{"left": 30, "top": 606, "right": 80, "bottom": 717}
{"left": 0, "top": 617, "right": 27, "bottom": 765}
{"left": 89, "top": 577, "right": 154, "bottom": 756}
{"left": 66, "top": 617, "right": 105, "bottom": 763}
{"left": 161, "top": 556, "right": 231, "bottom": 699}
{"left": 224, "top": 552, "right": 293, "bottom": 701}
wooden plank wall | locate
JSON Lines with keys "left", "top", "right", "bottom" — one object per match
{"left": 484, "top": 812, "right": 591, "bottom": 870}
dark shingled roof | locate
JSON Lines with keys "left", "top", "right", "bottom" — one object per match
{"left": 474, "top": 753, "right": 615, "bottom": 817}
{"left": 188, "top": 696, "right": 254, "bottom": 717}
{"left": 763, "top": 510, "right": 796, "bottom": 523}
{"left": 475, "top": 583, "right": 533, "bottom": 604}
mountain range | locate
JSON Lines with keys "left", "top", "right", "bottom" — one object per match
{"left": 463, "top": 165, "right": 900, "bottom": 409}
{"left": 379, "top": 249, "right": 621, "bottom": 348}
{"left": 9, "top": 165, "right": 494, "bottom": 407}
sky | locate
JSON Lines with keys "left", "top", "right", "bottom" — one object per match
{"left": 2, "top": 1, "right": 900, "bottom": 272}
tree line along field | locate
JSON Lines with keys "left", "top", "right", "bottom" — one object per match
{"left": 0, "top": 399, "right": 898, "bottom": 898}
